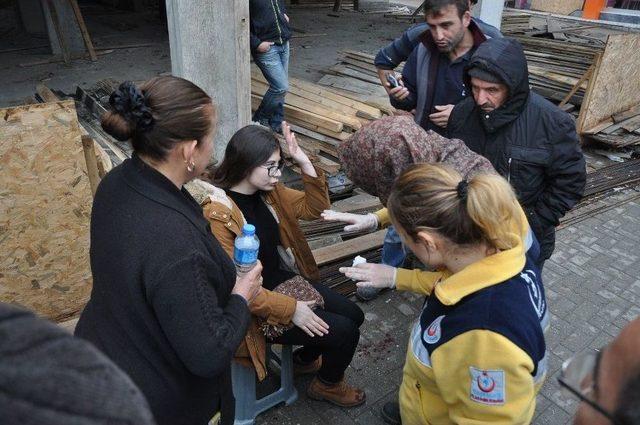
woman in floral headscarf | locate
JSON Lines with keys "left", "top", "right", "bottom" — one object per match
{"left": 323, "top": 115, "right": 495, "bottom": 300}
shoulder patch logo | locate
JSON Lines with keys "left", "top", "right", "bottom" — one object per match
{"left": 469, "top": 367, "right": 505, "bottom": 405}
{"left": 423, "top": 315, "right": 445, "bottom": 344}
{"left": 520, "top": 269, "right": 546, "bottom": 319}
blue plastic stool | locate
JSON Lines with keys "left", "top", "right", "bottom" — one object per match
{"left": 232, "top": 344, "right": 298, "bottom": 425}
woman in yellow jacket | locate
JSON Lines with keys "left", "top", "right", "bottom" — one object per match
{"left": 202, "top": 123, "right": 366, "bottom": 407}
{"left": 342, "top": 164, "right": 547, "bottom": 424}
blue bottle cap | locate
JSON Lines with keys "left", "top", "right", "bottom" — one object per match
{"left": 242, "top": 224, "right": 256, "bottom": 236}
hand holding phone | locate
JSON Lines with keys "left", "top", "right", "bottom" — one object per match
{"left": 386, "top": 73, "right": 400, "bottom": 89}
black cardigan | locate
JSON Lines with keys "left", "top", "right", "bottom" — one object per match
{"left": 75, "top": 155, "right": 250, "bottom": 425}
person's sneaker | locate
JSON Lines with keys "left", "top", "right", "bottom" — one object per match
{"left": 356, "top": 285, "right": 381, "bottom": 302}
{"left": 381, "top": 401, "right": 402, "bottom": 425}
{"left": 292, "top": 349, "right": 322, "bottom": 375}
{"left": 307, "top": 377, "right": 366, "bottom": 407}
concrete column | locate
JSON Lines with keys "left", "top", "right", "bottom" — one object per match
{"left": 472, "top": 0, "right": 505, "bottom": 30}
{"left": 40, "top": 0, "right": 86, "bottom": 56}
{"left": 165, "top": 0, "right": 251, "bottom": 161}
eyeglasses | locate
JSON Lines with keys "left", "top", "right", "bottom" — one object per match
{"left": 260, "top": 160, "right": 284, "bottom": 177}
{"left": 558, "top": 348, "right": 621, "bottom": 424}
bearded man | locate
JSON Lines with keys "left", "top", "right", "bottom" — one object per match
{"left": 388, "top": 0, "right": 492, "bottom": 136}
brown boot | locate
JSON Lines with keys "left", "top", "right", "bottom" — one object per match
{"left": 293, "top": 356, "right": 322, "bottom": 376}
{"left": 307, "top": 377, "right": 366, "bottom": 407}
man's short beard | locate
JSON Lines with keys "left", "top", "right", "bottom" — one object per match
{"left": 438, "top": 27, "right": 466, "bottom": 53}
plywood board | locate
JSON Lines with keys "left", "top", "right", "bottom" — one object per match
{"left": 0, "top": 101, "right": 93, "bottom": 322}
{"left": 530, "top": 0, "right": 584, "bottom": 16}
{"left": 578, "top": 34, "right": 640, "bottom": 134}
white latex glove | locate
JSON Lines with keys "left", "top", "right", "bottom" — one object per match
{"left": 321, "top": 210, "right": 378, "bottom": 232}
{"left": 339, "top": 263, "right": 397, "bottom": 289}
{"left": 291, "top": 301, "right": 329, "bottom": 337}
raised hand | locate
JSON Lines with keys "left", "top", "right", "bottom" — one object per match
{"left": 282, "top": 121, "right": 317, "bottom": 177}
{"left": 321, "top": 210, "right": 378, "bottom": 233}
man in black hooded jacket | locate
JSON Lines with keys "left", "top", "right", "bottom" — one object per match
{"left": 448, "top": 37, "right": 586, "bottom": 268}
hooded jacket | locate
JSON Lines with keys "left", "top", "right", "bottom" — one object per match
{"left": 448, "top": 37, "right": 586, "bottom": 262}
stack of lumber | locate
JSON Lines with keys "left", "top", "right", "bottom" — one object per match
{"left": 301, "top": 195, "right": 384, "bottom": 296}
{"left": 251, "top": 67, "right": 386, "bottom": 175}
{"left": 288, "top": 0, "right": 356, "bottom": 10}
{"left": 501, "top": 10, "right": 532, "bottom": 34}
{"left": 511, "top": 34, "right": 602, "bottom": 106}
{"left": 502, "top": 10, "right": 603, "bottom": 106}
{"left": 582, "top": 103, "right": 640, "bottom": 148}
{"left": 319, "top": 50, "right": 397, "bottom": 114}
{"left": 559, "top": 158, "right": 640, "bottom": 229}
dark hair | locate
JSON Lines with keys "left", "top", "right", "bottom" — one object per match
{"left": 101, "top": 76, "right": 215, "bottom": 161}
{"left": 614, "top": 371, "right": 640, "bottom": 425}
{"left": 212, "top": 125, "right": 280, "bottom": 188}
{"left": 387, "top": 164, "right": 522, "bottom": 251}
{"left": 424, "top": 0, "right": 470, "bottom": 19}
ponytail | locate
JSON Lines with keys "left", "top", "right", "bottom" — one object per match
{"left": 387, "top": 164, "right": 522, "bottom": 251}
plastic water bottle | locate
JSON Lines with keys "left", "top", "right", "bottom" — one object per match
{"left": 234, "top": 224, "right": 260, "bottom": 276}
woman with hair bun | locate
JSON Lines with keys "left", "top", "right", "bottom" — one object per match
{"left": 342, "top": 164, "right": 547, "bottom": 424}
{"left": 74, "top": 76, "right": 262, "bottom": 425}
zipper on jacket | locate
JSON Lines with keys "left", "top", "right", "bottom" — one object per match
{"left": 270, "top": 0, "right": 283, "bottom": 45}
{"left": 507, "top": 157, "right": 512, "bottom": 183}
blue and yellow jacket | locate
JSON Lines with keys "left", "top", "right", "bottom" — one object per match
{"left": 388, "top": 208, "right": 547, "bottom": 424}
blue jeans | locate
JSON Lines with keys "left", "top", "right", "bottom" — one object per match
{"left": 381, "top": 226, "right": 406, "bottom": 267}
{"left": 253, "top": 41, "right": 289, "bottom": 131}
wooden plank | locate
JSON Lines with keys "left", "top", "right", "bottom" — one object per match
{"left": 251, "top": 80, "right": 362, "bottom": 130}
{"left": 251, "top": 94, "right": 344, "bottom": 133}
{"left": 530, "top": 0, "right": 585, "bottom": 16}
{"left": 81, "top": 135, "right": 100, "bottom": 196}
{"left": 612, "top": 104, "right": 640, "bottom": 123}
{"left": 289, "top": 124, "right": 344, "bottom": 147}
{"left": 0, "top": 101, "right": 93, "bottom": 322}
{"left": 559, "top": 65, "right": 593, "bottom": 108}
{"left": 36, "top": 83, "right": 60, "bottom": 103}
{"left": 582, "top": 118, "right": 615, "bottom": 135}
{"left": 316, "top": 155, "right": 341, "bottom": 175}
{"left": 328, "top": 64, "right": 381, "bottom": 85}
{"left": 285, "top": 104, "right": 344, "bottom": 133}
{"left": 69, "top": 0, "right": 97, "bottom": 61}
{"left": 312, "top": 229, "right": 386, "bottom": 266}
{"left": 251, "top": 68, "right": 382, "bottom": 119}
{"left": 578, "top": 34, "right": 640, "bottom": 133}
{"left": 621, "top": 115, "right": 640, "bottom": 132}
{"left": 289, "top": 79, "right": 382, "bottom": 119}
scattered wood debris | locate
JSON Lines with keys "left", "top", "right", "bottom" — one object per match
{"left": 251, "top": 66, "right": 388, "bottom": 177}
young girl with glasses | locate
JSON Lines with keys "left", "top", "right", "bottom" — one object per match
{"left": 203, "top": 123, "right": 366, "bottom": 407}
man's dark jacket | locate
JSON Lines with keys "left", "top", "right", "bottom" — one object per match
{"left": 249, "top": 0, "right": 291, "bottom": 53}
{"left": 448, "top": 37, "right": 586, "bottom": 262}
{"left": 390, "top": 21, "right": 490, "bottom": 132}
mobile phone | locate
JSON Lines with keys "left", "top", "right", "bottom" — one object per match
{"left": 386, "top": 73, "right": 399, "bottom": 89}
